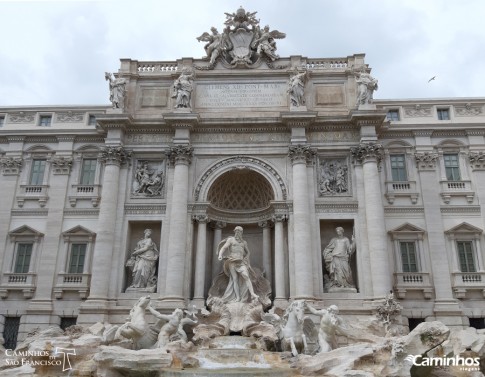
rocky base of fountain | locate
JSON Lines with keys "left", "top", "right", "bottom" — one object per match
{"left": 1, "top": 319, "right": 484, "bottom": 377}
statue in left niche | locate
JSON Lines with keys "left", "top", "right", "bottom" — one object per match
{"left": 172, "top": 67, "right": 195, "bottom": 109}
{"left": 126, "top": 229, "right": 159, "bottom": 291}
{"left": 105, "top": 72, "right": 127, "bottom": 110}
{"left": 132, "top": 161, "right": 164, "bottom": 197}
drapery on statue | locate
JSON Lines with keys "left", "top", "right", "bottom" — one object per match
{"left": 217, "top": 226, "right": 259, "bottom": 303}
{"left": 105, "top": 72, "right": 126, "bottom": 110}
{"left": 322, "top": 227, "right": 356, "bottom": 289}
{"left": 287, "top": 69, "right": 307, "bottom": 107}
{"left": 355, "top": 67, "right": 378, "bottom": 106}
{"left": 132, "top": 162, "right": 164, "bottom": 196}
{"left": 305, "top": 302, "right": 343, "bottom": 353}
{"left": 126, "top": 229, "right": 159, "bottom": 289}
{"left": 172, "top": 67, "right": 195, "bottom": 108}
{"left": 252, "top": 25, "right": 286, "bottom": 62}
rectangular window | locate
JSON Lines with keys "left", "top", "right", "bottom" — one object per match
{"left": 457, "top": 241, "right": 476, "bottom": 272}
{"left": 39, "top": 115, "right": 52, "bottom": 127}
{"left": 444, "top": 154, "right": 461, "bottom": 181}
{"left": 60, "top": 317, "right": 77, "bottom": 331}
{"left": 0, "top": 116, "right": 5, "bottom": 127}
{"left": 400, "top": 241, "right": 418, "bottom": 272}
{"left": 437, "top": 108, "right": 450, "bottom": 120}
{"left": 80, "top": 159, "right": 97, "bottom": 185}
{"left": 30, "top": 159, "right": 46, "bottom": 185}
{"left": 88, "top": 115, "right": 97, "bottom": 126}
{"left": 14, "top": 243, "right": 33, "bottom": 273}
{"left": 68, "top": 243, "right": 86, "bottom": 274}
{"left": 3, "top": 317, "right": 21, "bottom": 350}
{"left": 387, "top": 110, "right": 400, "bottom": 121}
{"left": 390, "top": 154, "right": 407, "bottom": 181}
{"left": 469, "top": 318, "right": 485, "bottom": 330}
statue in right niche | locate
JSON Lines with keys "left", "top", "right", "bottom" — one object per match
{"left": 322, "top": 227, "right": 356, "bottom": 290}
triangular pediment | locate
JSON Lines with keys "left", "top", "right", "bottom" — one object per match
{"left": 445, "top": 222, "right": 483, "bottom": 234}
{"left": 388, "top": 222, "right": 426, "bottom": 234}
{"left": 9, "top": 225, "right": 44, "bottom": 237}
{"left": 62, "top": 225, "right": 96, "bottom": 237}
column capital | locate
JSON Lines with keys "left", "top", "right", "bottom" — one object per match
{"left": 50, "top": 156, "right": 73, "bottom": 175}
{"left": 0, "top": 156, "right": 23, "bottom": 175}
{"left": 414, "top": 152, "right": 439, "bottom": 171}
{"left": 167, "top": 144, "right": 193, "bottom": 166}
{"left": 193, "top": 214, "right": 209, "bottom": 224}
{"left": 258, "top": 220, "right": 273, "bottom": 228}
{"left": 468, "top": 151, "right": 485, "bottom": 171}
{"left": 211, "top": 221, "right": 227, "bottom": 230}
{"left": 100, "top": 145, "right": 131, "bottom": 166}
{"left": 288, "top": 144, "right": 316, "bottom": 165}
{"left": 272, "top": 214, "right": 288, "bottom": 223}
{"left": 350, "top": 142, "right": 383, "bottom": 164}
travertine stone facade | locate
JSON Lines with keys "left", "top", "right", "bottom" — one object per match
{"left": 1, "top": 16, "right": 485, "bottom": 344}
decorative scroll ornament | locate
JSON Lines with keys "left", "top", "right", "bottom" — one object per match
{"left": 167, "top": 145, "right": 194, "bottom": 166}
{"left": 56, "top": 111, "right": 84, "bottom": 122}
{"left": 0, "top": 157, "right": 23, "bottom": 174}
{"left": 455, "top": 103, "right": 482, "bottom": 116}
{"left": 403, "top": 104, "right": 432, "bottom": 117}
{"left": 468, "top": 151, "right": 485, "bottom": 169}
{"left": 8, "top": 112, "right": 35, "bottom": 123}
{"left": 100, "top": 146, "right": 131, "bottom": 165}
{"left": 288, "top": 144, "right": 316, "bottom": 165}
{"left": 50, "top": 156, "right": 73, "bottom": 174}
{"left": 195, "top": 7, "right": 286, "bottom": 70}
{"left": 414, "top": 152, "right": 439, "bottom": 170}
{"left": 350, "top": 143, "right": 383, "bottom": 164}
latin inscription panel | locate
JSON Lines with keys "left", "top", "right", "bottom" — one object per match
{"left": 195, "top": 82, "right": 287, "bottom": 108}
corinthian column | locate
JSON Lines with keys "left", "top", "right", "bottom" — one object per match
{"left": 88, "top": 146, "right": 131, "bottom": 301}
{"left": 258, "top": 221, "right": 273, "bottom": 285}
{"left": 272, "top": 214, "right": 288, "bottom": 303}
{"left": 163, "top": 145, "right": 193, "bottom": 304}
{"left": 211, "top": 221, "right": 226, "bottom": 280}
{"left": 288, "top": 144, "right": 316, "bottom": 299}
{"left": 192, "top": 214, "right": 209, "bottom": 305}
{"left": 351, "top": 143, "right": 391, "bottom": 297}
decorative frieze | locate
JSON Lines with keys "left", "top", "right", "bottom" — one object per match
{"left": 317, "top": 158, "right": 349, "bottom": 196}
{"left": 468, "top": 151, "right": 485, "bottom": 170}
{"left": 167, "top": 145, "right": 193, "bottom": 166}
{"left": 8, "top": 112, "right": 35, "bottom": 123}
{"left": 56, "top": 111, "right": 85, "bottom": 122}
{"left": 126, "top": 133, "right": 172, "bottom": 144}
{"left": 455, "top": 103, "right": 483, "bottom": 116}
{"left": 350, "top": 143, "right": 383, "bottom": 164}
{"left": 50, "top": 156, "right": 73, "bottom": 174}
{"left": 124, "top": 204, "right": 166, "bottom": 215}
{"left": 403, "top": 105, "right": 432, "bottom": 117}
{"left": 314, "top": 203, "right": 358, "bottom": 213}
{"left": 288, "top": 144, "right": 316, "bottom": 165}
{"left": 63, "top": 209, "right": 100, "bottom": 216}
{"left": 414, "top": 152, "right": 439, "bottom": 171}
{"left": 100, "top": 146, "right": 131, "bottom": 166}
{"left": 0, "top": 157, "right": 23, "bottom": 175}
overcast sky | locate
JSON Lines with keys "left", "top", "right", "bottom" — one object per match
{"left": 1, "top": 0, "right": 484, "bottom": 107}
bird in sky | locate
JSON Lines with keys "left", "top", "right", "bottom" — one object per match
{"left": 428, "top": 76, "right": 436, "bottom": 83}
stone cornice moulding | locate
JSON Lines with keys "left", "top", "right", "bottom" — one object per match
{"left": 56, "top": 135, "right": 76, "bottom": 143}
{"left": 124, "top": 204, "right": 166, "bottom": 215}
{"left": 6, "top": 136, "right": 26, "bottom": 143}
{"left": 280, "top": 111, "right": 317, "bottom": 129}
{"left": 163, "top": 112, "right": 200, "bottom": 130}
{"left": 441, "top": 206, "right": 481, "bottom": 214}
{"left": 412, "top": 130, "right": 434, "bottom": 137}
{"left": 96, "top": 114, "right": 133, "bottom": 132}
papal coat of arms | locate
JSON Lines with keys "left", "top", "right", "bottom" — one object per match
{"left": 196, "top": 7, "right": 286, "bottom": 69}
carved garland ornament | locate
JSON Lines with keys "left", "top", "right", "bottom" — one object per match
{"left": 194, "top": 156, "right": 287, "bottom": 201}
{"left": 468, "top": 151, "right": 485, "bottom": 170}
{"left": 50, "top": 156, "right": 73, "bottom": 174}
{"left": 350, "top": 143, "right": 383, "bottom": 164}
{"left": 0, "top": 157, "right": 23, "bottom": 174}
{"left": 100, "top": 146, "right": 131, "bottom": 165}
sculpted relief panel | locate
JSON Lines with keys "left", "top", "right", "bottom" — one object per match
{"left": 317, "top": 158, "right": 350, "bottom": 196}
{"left": 132, "top": 160, "right": 166, "bottom": 197}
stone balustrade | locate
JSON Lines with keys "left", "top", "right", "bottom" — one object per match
{"left": 54, "top": 273, "right": 91, "bottom": 299}
{"left": 0, "top": 272, "right": 37, "bottom": 299}
{"left": 439, "top": 180, "right": 474, "bottom": 203}
{"left": 394, "top": 272, "right": 433, "bottom": 299}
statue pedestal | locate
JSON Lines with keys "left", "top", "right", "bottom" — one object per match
{"left": 125, "top": 286, "right": 156, "bottom": 294}
{"left": 106, "top": 108, "right": 124, "bottom": 114}
{"left": 290, "top": 105, "right": 308, "bottom": 112}
{"left": 357, "top": 104, "right": 376, "bottom": 111}
{"left": 328, "top": 287, "right": 357, "bottom": 293}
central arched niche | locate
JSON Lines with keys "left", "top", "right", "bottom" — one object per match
{"left": 207, "top": 169, "right": 274, "bottom": 212}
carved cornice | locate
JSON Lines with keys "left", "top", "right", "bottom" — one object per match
{"left": 466, "top": 130, "right": 485, "bottom": 136}
{"left": 412, "top": 130, "right": 433, "bottom": 137}
{"left": 414, "top": 152, "right": 439, "bottom": 171}
{"left": 0, "top": 156, "right": 23, "bottom": 175}
{"left": 288, "top": 144, "right": 316, "bottom": 165}
{"left": 8, "top": 112, "right": 36, "bottom": 123}
{"left": 384, "top": 206, "right": 425, "bottom": 214}
{"left": 25, "top": 136, "right": 58, "bottom": 143}
{"left": 50, "top": 156, "right": 73, "bottom": 174}
{"left": 11, "top": 209, "right": 49, "bottom": 217}
{"left": 56, "top": 111, "right": 85, "bottom": 122}
{"left": 468, "top": 151, "right": 485, "bottom": 170}
{"left": 100, "top": 145, "right": 131, "bottom": 166}
{"left": 64, "top": 209, "right": 100, "bottom": 216}
{"left": 440, "top": 206, "right": 481, "bottom": 214}
{"left": 124, "top": 204, "right": 166, "bottom": 215}
{"left": 314, "top": 202, "right": 358, "bottom": 213}
{"left": 74, "top": 136, "right": 106, "bottom": 143}
{"left": 167, "top": 144, "right": 193, "bottom": 166}
{"left": 6, "top": 136, "right": 26, "bottom": 143}
{"left": 350, "top": 142, "right": 383, "bottom": 164}
{"left": 56, "top": 135, "right": 76, "bottom": 142}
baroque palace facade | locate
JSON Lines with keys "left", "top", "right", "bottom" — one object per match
{"left": 1, "top": 9, "right": 485, "bottom": 348}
